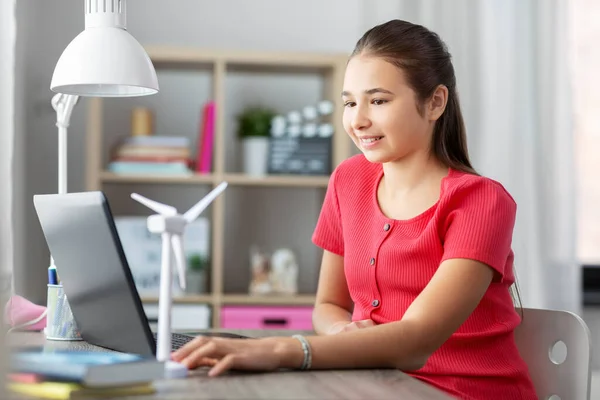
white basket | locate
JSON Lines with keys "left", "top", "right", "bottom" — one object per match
{"left": 45, "top": 284, "right": 82, "bottom": 341}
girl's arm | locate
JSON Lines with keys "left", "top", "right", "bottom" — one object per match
{"left": 311, "top": 250, "right": 354, "bottom": 335}
{"left": 280, "top": 257, "right": 495, "bottom": 371}
{"left": 173, "top": 257, "right": 495, "bottom": 375}
{"left": 173, "top": 181, "right": 510, "bottom": 375}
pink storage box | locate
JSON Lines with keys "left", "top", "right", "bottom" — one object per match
{"left": 221, "top": 306, "right": 314, "bottom": 330}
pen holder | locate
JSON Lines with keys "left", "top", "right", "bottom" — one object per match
{"left": 45, "top": 284, "right": 82, "bottom": 341}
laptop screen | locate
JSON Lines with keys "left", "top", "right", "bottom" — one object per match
{"left": 33, "top": 191, "right": 156, "bottom": 356}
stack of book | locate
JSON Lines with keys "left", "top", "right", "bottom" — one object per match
{"left": 108, "top": 135, "right": 193, "bottom": 176}
{"left": 7, "top": 348, "right": 166, "bottom": 399}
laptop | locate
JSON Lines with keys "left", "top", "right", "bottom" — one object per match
{"left": 33, "top": 191, "right": 247, "bottom": 357}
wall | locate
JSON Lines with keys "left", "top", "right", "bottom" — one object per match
{"left": 12, "top": 0, "right": 36, "bottom": 299}
{"left": 15, "top": 0, "right": 364, "bottom": 303}
{"left": 574, "top": 0, "right": 600, "bottom": 371}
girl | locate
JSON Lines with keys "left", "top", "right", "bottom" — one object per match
{"left": 172, "top": 19, "right": 537, "bottom": 400}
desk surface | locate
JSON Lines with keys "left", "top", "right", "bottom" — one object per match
{"left": 5, "top": 330, "right": 452, "bottom": 400}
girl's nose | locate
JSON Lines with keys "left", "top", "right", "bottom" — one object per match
{"left": 351, "top": 106, "right": 371, "bottom": 131}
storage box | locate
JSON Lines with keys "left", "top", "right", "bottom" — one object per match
{"left": 143, "top": 304, "right": 211, "bottom": 332}
{"left": 221, "top": 306, "right": 313, "bottom": 330}
{"left": 114, "top": 216, "right": 210, "bottom": 297}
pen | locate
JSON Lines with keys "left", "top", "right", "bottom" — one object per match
{"left": 48, "top": 266, "right": 58, "bottom": 285}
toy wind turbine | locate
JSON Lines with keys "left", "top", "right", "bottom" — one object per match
{"left": 131, "top": 181, "right": 228, "bottom": 362}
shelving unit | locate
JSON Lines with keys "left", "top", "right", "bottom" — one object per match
{"left": 99, "top": 171, "right": 330, "bottom": 187}
{"left": 140, "top": 294, "right": 316, "bottom": 306}
{"left": 84, "top": 46, "right": 352, "bottom": 328}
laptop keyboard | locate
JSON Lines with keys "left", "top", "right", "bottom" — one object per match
{"left": 152, "top": 331, "right": 250, "bottom": 351}
{"left": 152, "top": 332, "right": 195, "bottom": 351}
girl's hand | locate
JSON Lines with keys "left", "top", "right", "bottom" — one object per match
{"left": 171, "top": 336, "right": 302, "bottom": 377}
{"left": 327, "top": 319, "right": 376, "bottom": 335}
{"left": 342, "top": 319, "right": 376, "bottom": 332}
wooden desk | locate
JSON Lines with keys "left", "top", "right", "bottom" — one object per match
{"left": 5, "top": 330, "right": 453, "bottom": 399}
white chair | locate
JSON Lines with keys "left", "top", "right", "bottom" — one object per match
{"left": 513, "top": 307, "right": 592, "bottom": 400}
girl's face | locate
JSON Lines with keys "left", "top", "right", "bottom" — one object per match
{"left": 342, "top": 55, "right": 434, "bottom": 164}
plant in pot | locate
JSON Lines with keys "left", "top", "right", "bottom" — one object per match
{"left": 186, "top": 254, "right": 209, "bottom": 294}
{"left": 237, "top": 106, "right": 276, "bottom": 176}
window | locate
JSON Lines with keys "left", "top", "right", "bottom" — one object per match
{"left": 572, "top": 0, "right": 600, "bottom": 265}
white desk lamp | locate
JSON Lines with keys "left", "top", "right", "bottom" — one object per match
{"left": 48, "top": 0, "right": 205, "bottom": 371}
{"left": 49, "top": 0, "right": 158, "bottom": 202}
{"left": 51, "top": 0, "right": 158, "bottom": 97}
{"left": 48, "top": 0, "right": 158, "bottom": 276}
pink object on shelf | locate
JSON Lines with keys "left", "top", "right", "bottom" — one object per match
{"left": 199, "top": 101, "right": 215, "bottom": 173}
{"left": 221, "top": 305, "right": 314, "bottom": 330}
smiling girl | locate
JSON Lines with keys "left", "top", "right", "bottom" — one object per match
{"left": 172, "top": 19, "right": 537, "bottom": 400}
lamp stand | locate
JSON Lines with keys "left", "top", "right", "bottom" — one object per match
{"left": 49, "top": 94, "right": 79, "bottom": 269}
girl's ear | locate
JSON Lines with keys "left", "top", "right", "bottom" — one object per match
{"left": 427, "top": 84, "right": 449, "bottom": 121}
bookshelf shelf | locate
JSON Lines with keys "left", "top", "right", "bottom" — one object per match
{"left": 221, "top": 294, "right": 316, "bottom": 306}
{"left": 145, "top": 46, "right": 346, "bottom": 71}
{"left": 139, "top": 293, "right": 317, "bottom": 310}
{"left": 222, "top": 173, "right": 330, "bottom": 188}
{"left": 100, "top": 171, "right": 215, "bottom": 184}
{"left": 99, "top": 171, "right": 330, "bottom": 188}
{"left": 141, "top": 294, "right": 214, "bottom": 304}
{"left": 86, "top": 46, "right": 352, "bottom": 329}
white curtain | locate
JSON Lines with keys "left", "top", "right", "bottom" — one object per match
{"left": 0, "top": 0, "right": 16, "bottom": 393}
{"left": 362, "top": 0, "right": 579, "bottom": 313}
{"left": 1, "top": 0, "right": 16, "bottom": 300}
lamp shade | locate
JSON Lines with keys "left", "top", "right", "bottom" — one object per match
{"left": 50, "top": 0, "right": 158, "bottom": 97}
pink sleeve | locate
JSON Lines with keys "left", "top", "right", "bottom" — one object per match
{"left": 312, "top": 168, "right": 344, "bottom": 256}
{"left": 440, "top": 179, "right": 516, "bottom": 281}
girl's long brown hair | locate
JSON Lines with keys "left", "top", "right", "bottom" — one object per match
{"left": 351, "top": 19, "right": 476, "bottom": 175}
{"left": 351, "top": 19, "right": 523, "bottom": 313}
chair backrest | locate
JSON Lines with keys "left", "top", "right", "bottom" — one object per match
{"left": 513, "top": 307, "right": 592, "bottom": 400}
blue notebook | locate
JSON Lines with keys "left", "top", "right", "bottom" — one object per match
{"left": 10, "top": 348, "right": 165, "bottom": 387}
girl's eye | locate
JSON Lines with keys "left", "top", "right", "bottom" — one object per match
{"left": 372, "top": 99, "right": 387, "bottom": 105}
{"left": 344, "top": 101, "right": 356, "bottom": 108}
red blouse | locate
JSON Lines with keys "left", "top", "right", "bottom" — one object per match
{"left": 312, "top": 155, "right": 537, "bottom": 400}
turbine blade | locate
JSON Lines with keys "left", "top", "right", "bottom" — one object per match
{"left": 131, "top": 193, "right": 177, "bottom": 216}
{"left": 171, "top": 234, "right": 187, "bottom": 291}
{"left": 183, "top": 182, "right": 228, "bottom": 222}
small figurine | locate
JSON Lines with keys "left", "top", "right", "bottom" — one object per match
{"left": 269, "top": 248, "right": 298, "bottom": 295}
{"left": 248, "top": 246, "right": 272, "bottom": 295}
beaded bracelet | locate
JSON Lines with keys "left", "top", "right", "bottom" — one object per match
{"left": 292, "top": 334, "right": 312, "bottom": 370}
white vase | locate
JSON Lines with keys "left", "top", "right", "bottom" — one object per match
{"left": 186, "top": 271, "right": 207, "bottom": 294}
{"left": 242, "top": 137, "right": 269, "bottom": 176}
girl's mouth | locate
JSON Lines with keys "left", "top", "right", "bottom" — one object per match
{"left": 360, "top": 136, "right": 383, "bottom": 144}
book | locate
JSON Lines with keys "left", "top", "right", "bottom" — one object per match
{"left": 8, "top": 372, "right": 44, "bottom": 384}
{"left": 196, "top": 101, "right": 215, "bottom": 173}
{"left": 9, "top": 349, "right": 165, "bottom": 387}
{"left": 107, "top": 160, "right": 193, "bottom": 175}
{"left": 115, "top": 145, "right": 191, "bottom": 159}
{"left": 7, "top": 381, "right": 155, "bottom": 399}
{"left": 121, "top": 135, "right": 190, "bottom": 148}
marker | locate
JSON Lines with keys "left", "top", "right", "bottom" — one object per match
{"left": 48, "top": 266, "right": 58, "bottom": 285}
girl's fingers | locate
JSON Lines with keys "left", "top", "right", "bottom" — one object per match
{"left": 343, "top": 322, "right": 357, "bottom": 331}
{"left": 341, "top": 319, "right": 374, "bottom": 332}
{"left": 172, "top": 336, "right": 210, "bottom": 361}
{"left": 357, "top": 320, "right": 374, "bottom": 328}
{"left": 208, "top": 353, "right": 237, "bottom": 377}
{"left": 327, "top": 321, "right": 349, "bottom": 335}
{"left": 181, "top": 340, "right": 221, "bottom": 369}
{"left": 196, "top": 357, "right": 219, "bottom": 367}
